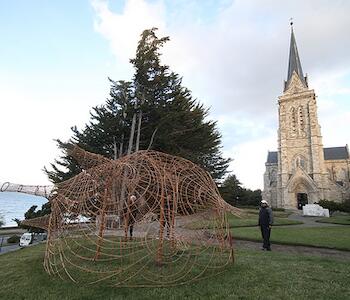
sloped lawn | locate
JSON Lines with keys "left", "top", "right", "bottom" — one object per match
{"left": 0, "top": 243, "right": 349, "bottom": 299}
{"left": 232, "top": 226, "right": 350, "bottom": 250}
{"left": 316, "top": 215, "right": 350, "bottom": 225}
{"left": 185, "top": 212, "right": 301, "bottom": 229}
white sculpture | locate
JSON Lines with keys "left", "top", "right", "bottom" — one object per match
{"left": 302, "top": 204, "right": 329, "bottom": 217}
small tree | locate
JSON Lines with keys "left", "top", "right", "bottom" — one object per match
{"left": 319, "top": 199, "right": 350, "bottom": 213}
{"left": 237, "top": 188, "right": 262, "bottom": 207}
{"left": 219, "top": 174, "right": 243, "bottom": 205}
{"left": 45, "top": 28, "right": 230, "bottom": 183}
{"left": 14, "top": 203, "right": 51, "bottom": 233}
{"left": 219, "top": 174, "right": 262, "bottom": 207}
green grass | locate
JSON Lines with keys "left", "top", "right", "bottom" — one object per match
{"left": 185, "top": 212, "right": 301, "bottom": 229}
{"left": 0, "top": 243, "right": 349, "bottom": 299}
{"left": 238, "top": 208, "right": 292, "bottom": 218}
{"left": 232, "top": 226, "right": 350, "bottom": 251}
{"left": 38, "top": 236, "right": 230, "bottom": 287}
{"left": 316, "top": 216, "right": 350, "bottom": 225}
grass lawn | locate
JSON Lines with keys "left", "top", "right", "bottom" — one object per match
{"left": 316, "top": 216, "right": 350, "bottom": 225}
{"left": 232, "top": 226, "right": 350, "bottom": 251}
{"left": 0, "top": 243, "right": 349, "bottom": 299}
{"left": 238, "top": 208, "right": 292, "bottom": 218}
{"left": 185, "top": 212, "right": 302, "bottom": 229}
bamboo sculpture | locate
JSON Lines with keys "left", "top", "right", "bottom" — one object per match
{"left": 3, "top": 146, "right": 240, "bottom": 287}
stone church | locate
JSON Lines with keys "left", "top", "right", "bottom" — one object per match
{"left": 263, "top": 26, "right": 350, "bottom": 209}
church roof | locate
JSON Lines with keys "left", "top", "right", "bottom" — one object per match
{"left": 323, "top": 146, "right": 349, "bottom": 160}
{"left": 285, "top": 25, "right": 307, "bottom": 90}
{"left": 266, "top": 147, "right": 349, "bottom": 163}
{"left": 266, "top": 151, "right": 278, "bottom": 164}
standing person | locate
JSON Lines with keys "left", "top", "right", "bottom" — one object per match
{"left": 125, "top": 195, "right": 138, "bottom": 239}
{"left": 258, "top": 200, "right": 273, "bottom": 251}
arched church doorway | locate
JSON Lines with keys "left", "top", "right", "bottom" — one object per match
{"left": 297, "top": 193, "right": 308, "bottom": 210}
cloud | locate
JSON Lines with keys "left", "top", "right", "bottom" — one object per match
{"left": 0, "top": 75, "right": 105, "bottom": 185}
{"left": 91, "top": 0, "right": 166, "bottom": 74}
{"left": 91, "top": 0, "right": 350, "bottom": 189}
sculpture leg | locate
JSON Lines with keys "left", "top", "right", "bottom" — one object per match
{"left": 157, "top": 195, "right": 165, "bottom": 265}
{"left": 124, "top": 216, "right": 129, "bottom": 240}
{"left": 94, "top": 189, "right": 108, "bottom": 261}
{"left": 228, "top": 232, "right": 235, "bottom": 264}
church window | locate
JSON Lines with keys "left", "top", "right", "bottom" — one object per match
{"left": 327, "top": 168, "right": 332, "bottom": 180}
{"left": 328, "top": 166, "right": 336, "bottom": 181}
{"left": 341, "top": 168, "right": 348, "bottom": 181}
{"left": 298, "top": 106, "right": 305, "bottom": 133}
{"left": 290, "top": 107, "right": 296, "bottom": 134}
{"left": 269, "top": 169, "right": 277, "bottom": 186}
{"left": 295, "top": 155, "right": 307, "bottom": 170}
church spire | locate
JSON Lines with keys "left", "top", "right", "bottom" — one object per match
{"left": 285, "top": 21, "right": 307, "bottom": 90}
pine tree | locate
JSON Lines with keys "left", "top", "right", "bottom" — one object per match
{"left": 219, "top": 174, "right": 262, "bottom": 206}
{"left": 219, "top": 174, "right": 243, "bottom": 205}
{"left": 13, "top": 202, "right": 51, "bottom": 233}
{"left": 45, "top": 28, "right": 230, "bottom": 183}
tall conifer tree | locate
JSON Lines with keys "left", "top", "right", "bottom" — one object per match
{"left": 45, "top": 28, "right": 230, "bottom": 183}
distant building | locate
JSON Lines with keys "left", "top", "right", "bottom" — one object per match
{"left": 263, "top": 25, "right": 350, "bottom": 209}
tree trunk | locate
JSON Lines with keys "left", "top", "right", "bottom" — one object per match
{"left": 147, "top": 128, "right": 158, "bottom": 150}
{"left": 113, "top": 136, "right": 118, "bottom": 160}
{"left": 135, "top": 111, "right": 142, "bottom": 152}
{"left": 119, "top": 133, "right": 124, "bottom": 158}
{"left": 127, "top": 113, "right": 137, "bottom": 155}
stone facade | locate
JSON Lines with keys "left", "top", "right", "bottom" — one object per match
{"left": 263, "top": 28, "right": 350, "bottom": 209}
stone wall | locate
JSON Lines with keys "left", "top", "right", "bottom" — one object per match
{"left": 263, "top": 163, "right": 278, "bottom": 207}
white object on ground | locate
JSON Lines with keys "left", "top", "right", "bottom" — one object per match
{"left": 19, "top": 233, "right": 33, "bottom": 247}
{"left": 302, "top": 204, "right": 330, "bottom": 217}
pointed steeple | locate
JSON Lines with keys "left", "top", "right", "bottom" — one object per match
{"left": 285, "top": 22, "right": 308, "bottom": 91}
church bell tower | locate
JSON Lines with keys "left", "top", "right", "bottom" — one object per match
{"left": 276, "top": 23, "right": 328, "bottom": 208}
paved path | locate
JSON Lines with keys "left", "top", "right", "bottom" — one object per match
{"left": 234, "top": 211, "right": 350, "bottom": 260}
{"left": 0, "top": 240, "right": 44, "bottom": 255}
{"left": 285, "top": 210, "right": 343, "bottom": 227}
{"left": 0, "top": 244, "right": 22, "bottom": 255}
{"left": 0, "top": 235, "right": 20, "bottom": 254}
{"left": 235, "top": 239, "right": 350, "bottom": 260}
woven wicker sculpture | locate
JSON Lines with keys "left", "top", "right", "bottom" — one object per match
{"left": 3, "top": 146, "right": 239, "bottom": 287}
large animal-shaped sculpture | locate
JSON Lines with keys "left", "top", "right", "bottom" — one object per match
{"left": 1, "top": 146, "right": 239, "bottom": 287}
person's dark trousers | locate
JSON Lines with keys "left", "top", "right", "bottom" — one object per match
{"left": 260, "top": 226, "right": 271, "bottom": 250}
{"left": 129, "top": 225, "right": 134, "bottom": 238}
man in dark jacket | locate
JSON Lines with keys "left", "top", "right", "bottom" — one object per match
{"left": 258, "top": 200, "right": 274, "bottom": 251}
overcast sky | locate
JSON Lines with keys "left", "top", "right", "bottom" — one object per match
{"left": 0, "top": 0, "right": 349, "bottom": 190}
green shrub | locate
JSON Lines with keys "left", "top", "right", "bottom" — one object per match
{"left": 236, "top": 205, "right": 259, "bottom": 209}
{"left": 272, "top": 207, "right": 286, "bottom": 211}
{"left": 319, "top": 199, "right": 350, "bottom": 213}
{"left": 7, "top": 235, "right": 20, "bottom": 244}
{"left": 342, "top": 199, "right": 350, "bottom": 212}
